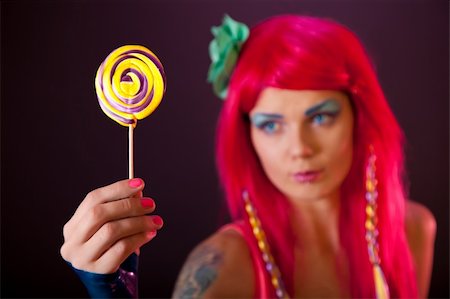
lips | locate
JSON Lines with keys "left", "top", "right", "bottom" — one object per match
{"left": 292, "top": 169, "right": 323, "bottom": 183}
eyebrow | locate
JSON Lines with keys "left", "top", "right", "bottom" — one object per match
{"left": 304, "top": 99, "right": 341, "bottom": 116}
{"left": 250, "top": 113, "right": 284, "bottom": 125}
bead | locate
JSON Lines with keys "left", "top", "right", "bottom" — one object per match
{"left": 366, "top": 205, "right": 375, "bottom": 217}
{"left": 366, "top": 180, "right": 377, "bottom": 192}
{"left": 365, "top": 230, "right": 379, "bottom": 241}
{"left": 366, "top": 167, "right": 375, "bottom": 178}
{"left": 367, "top": 237, "right": 376, "bottom": 246}
{"left": 253, "top": 227, "right": 261, "bottom": 237}
{"left": 258, "top": 240, "right": 266, "bottom": 250}
{"left": 272, "top": 276, "right": 280, "bottom": 288}
{"left": 365, "top": 219, "right": 374, "bottom": 231}
{"left": 366, "top": 190, "right": 378, "bottom": 203}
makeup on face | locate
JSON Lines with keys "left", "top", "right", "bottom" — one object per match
{"left": 305, "top": 99, "right": 341, "bottom": 117}
{"left": 249, "top": 89, "right": 354, "bottom": 203}
{"left": 305, "top": 99, "right": 342, "bottom": 126}
{"left": 250, "top": 113, "right": 284, "bottom": 134}
{"left": 250, "top": 113, "right": 283, "bottom": 126}
{"left": 251, "top": 99, "right": 341, "bottom": 127}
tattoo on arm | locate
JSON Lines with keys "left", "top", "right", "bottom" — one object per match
{"left": 172, "top": 245, "right": 223, "bottom": 299}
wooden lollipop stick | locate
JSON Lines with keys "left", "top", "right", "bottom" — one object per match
{"left": 130, "top": 124, "right": 139, "bottom": 256}
{"left": 129, "top": 124, "right": 134, "bottom": 179}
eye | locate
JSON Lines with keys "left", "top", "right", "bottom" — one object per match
{"left": 257, "top": 121, "right": 282, "bottom": 134}
{"left": 310, "top": 113, "right": 336, "bottom": 126}
{"left": 250, "top": 113, "right": 285, "bottom": 135}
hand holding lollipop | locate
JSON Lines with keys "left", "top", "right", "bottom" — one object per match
{"left": 95, "top": 45, "right": 166, "bottom": 178}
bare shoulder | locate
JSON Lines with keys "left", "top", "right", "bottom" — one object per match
{"left": 405, "top": 200, "right": 437, "bottom": 239}
{"left": 172, "top": 224, "right": 254, "bottom": 299}
{"left": 405, "top": 200, "right": 437, "bottom": 298}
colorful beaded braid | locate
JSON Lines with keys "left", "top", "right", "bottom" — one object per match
{"left": 365, "top": 146, "right": 390, "bottom": 299}
{"left": 242, "top": 190, "right": 289, "bottom": 299}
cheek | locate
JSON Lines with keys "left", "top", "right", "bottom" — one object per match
{"left": 251, "top": 131, "right": 284, "bottom": 179}
{"left": 252, "top": 137, "right": 274, "bottom": 168}
{"left": 325, "top": 122, "right": 354, "bottom": 179}
{"left": 336, "top": 140, "right": 353, "bottom": 174}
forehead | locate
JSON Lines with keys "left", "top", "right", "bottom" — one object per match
{"left": 252, "top": 88, "right": 350, "bottom": 113}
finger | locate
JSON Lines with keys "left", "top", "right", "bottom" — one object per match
{"left": 85, "top": 178, "right": 145, "bottom": 206}
{"left": 70, "top": 197, "right": 156, "bottom": 244}
{"left": 84, "top": 216, "right": 162, "bottom": 261}
{"left": 132, "top": 190, "right": 143, "bottom": 199}
{"left": 70, "top": 178, "right": 145, "bottom": 227}
{"left": 69, "top": 230, "right": 157, "bottom": 273}
{"left": 93, "top": 230, "right": 158, "bottom": 273}
{"left": 83, "top": 215, "right": 163, "bottom": 262}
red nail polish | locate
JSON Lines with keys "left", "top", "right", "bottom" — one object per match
{"left": 141, "top": 199, "right": 155, "bottom": 209}
{"left": 147, "top": 231, "right": 157, "bottom": 239}
{"left": 152, "top": 216, "right": 164, "bottom": 226}
{"left": 128, "top": 178, "right": 142, "bottom": 188}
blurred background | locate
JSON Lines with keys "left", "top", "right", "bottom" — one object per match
{"left": 1, "top": 0, "right": 448, "bottom": 297}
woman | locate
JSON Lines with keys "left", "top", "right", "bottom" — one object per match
{"left": 61, "top": 15, "right": 436, "bottom": 298}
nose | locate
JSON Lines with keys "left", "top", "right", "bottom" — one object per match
{"left": 290, "top": 126, "right": 315, "bottom": 159}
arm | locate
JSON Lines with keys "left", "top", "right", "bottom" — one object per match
{"left": 172, "top": 228, "right": 254, "bottom": 299}
{"left": 405, "top": 200, "right": 437, "bottom": 299}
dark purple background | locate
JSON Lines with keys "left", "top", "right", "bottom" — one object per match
{"left": 1, "top": 0, "right": 448, "bottom": 297}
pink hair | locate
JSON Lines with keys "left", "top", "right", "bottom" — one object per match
{"left": 215, "top": 15, "right": 417, "bottom": 298}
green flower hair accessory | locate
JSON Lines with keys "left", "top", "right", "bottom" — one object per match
{"left": 207, "top": 14, "right": 249, "bottom": 99}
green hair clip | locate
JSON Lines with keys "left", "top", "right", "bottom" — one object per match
{"left": 207, "top": 14, "right": 249, "bottom": 99}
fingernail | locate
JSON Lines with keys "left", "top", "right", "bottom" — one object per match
{"left": 141, "top": 198, "right": 155, "bottom": 209}
{"left": 151, "top": 215, "right": 164, "bottom": 226}
{"left": 128, "top": 178, "right": 142, "bottom": 188}
{"left": 147, "top": 231, "right": 157, "bottom": 239}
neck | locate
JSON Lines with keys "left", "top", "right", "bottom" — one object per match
{"left": 289, "top": 192, "right": 341, "bottom": 253}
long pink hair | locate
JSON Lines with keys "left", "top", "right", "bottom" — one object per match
{"left": 215, "top": 15, "right": 417, "bottom": 298}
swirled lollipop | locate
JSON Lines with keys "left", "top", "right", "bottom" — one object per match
{"left": 95, "top": 45, "right": 166, "bottom": 178}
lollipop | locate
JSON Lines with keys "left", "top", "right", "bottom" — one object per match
{"left": 95, "top": 45, "right": 166, "bottom": 178}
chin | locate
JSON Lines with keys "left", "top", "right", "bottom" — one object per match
{"left": 287, "top": 193, "right": 328, "bottom": 203}
{"left": 282, "top": 183, "right": 340, "bottom": 203}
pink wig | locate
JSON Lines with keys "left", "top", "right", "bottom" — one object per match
{"left": 215, "top": 15, "right": 417, "bottom": 298}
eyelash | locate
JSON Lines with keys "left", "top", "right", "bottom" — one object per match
{"left": 256, "top": 120, "right": 283, "bottom": 134}
{"left": 309, "top": 112, "right": 338, "bottom": 126}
